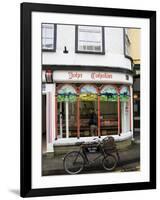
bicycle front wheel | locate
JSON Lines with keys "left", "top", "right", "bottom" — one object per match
{"left": 63, "top": 151, "right": 84, "bottom": 175}
{"left": 102, "top": 154, "right": 117, "bottom": 171}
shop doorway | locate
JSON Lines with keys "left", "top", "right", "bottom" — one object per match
{"left": 42, "top": 94, "right": 46, "bottom": 153}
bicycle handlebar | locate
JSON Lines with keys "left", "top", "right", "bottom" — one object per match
{"left": 75, "top": 136, "right": 114, "bottom": 146}
{"left": 93, "top": 136, "right": 110, "bottom": 143}
{"left": 75, "top": 141, "right": 85, "bottom": 145}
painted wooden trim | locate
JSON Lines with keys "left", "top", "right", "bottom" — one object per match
{"left": 49, "top": 93, "right": 52, "bottom": 143}
{"left": 42, "top": 65, "right": 133, "bottom": 75}
{"left": 46, "top": 93, "right": 49, "bottom": 143}
{"left": 130, "top": 86, "right": 133, "bottom": 133}
{"left": 118, "top": 94, "right": 121, "bottom": 136}
{"left": 59, "top": 102, "right": 63, "bottom": 138}
{"left": 55, "top": 95, "right": 58, "bottom": 140}
{"left": 77, "top": 96, "right": 80, "bottom": 138}
{"left": 98, "top": 95, "right": 101, "bottom": 137}
{"left": 66, "top": 101, "right": 69, "bottom": 138}
{"left": 129, "top": 96, "right": 132, "bottom": 131}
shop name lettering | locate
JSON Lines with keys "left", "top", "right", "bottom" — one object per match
{"left": 68, "top": 72, "right": 83, "bottom": 79}
{"left": 91, "top": 72, "right": 112, "bottom": 79}
{"left": 68, "top": 72, "right": 112, "bottom": 80}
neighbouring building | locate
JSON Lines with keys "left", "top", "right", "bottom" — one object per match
{"left": 124, "top": 28, "right": 140, "bottom": 136}
{"left": 42, "top": 24, "right": 134, "bottom": 153}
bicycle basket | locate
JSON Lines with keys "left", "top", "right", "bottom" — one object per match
{"left": 102, "top": 137, "right": 116, "bottom": 152}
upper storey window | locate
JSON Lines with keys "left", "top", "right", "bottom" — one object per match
{"left": 75, "top": 25, "right": 105, "bottom": 54}
{"left": 42, "top": 23, "right": 56, "bottom": 51}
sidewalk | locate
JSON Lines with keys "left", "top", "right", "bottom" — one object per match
{"left": 42, "top": 140, "right": 140, "bottom": 176}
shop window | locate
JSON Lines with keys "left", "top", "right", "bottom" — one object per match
{"left": 120, "top": 86, "right": 130, "bottom": 102}
{"left": 57, "top": 85, "right": 77, "bottom": 102}
{"left": 56, "top": 84, "right": 131, "bottom": 139}
{"left": 57, "top": 85, "right": 77, "bottom": 138}
{"left": 80, "top": 85, "right": 97, "bottom": 101}
{"left": 100, "top": 85, "right": 118, "bottom": 102}
{"left": 120, "top": 86, "right": 130, "bottom": 133}
{"left": 79, "top": 85, "right": 98, "bottom": 137}
{"left": 100, "top": 86, "right": 118, "bottom": 135}
{"left": 75, "top": 25, "right": 105, "bottom": 54}
{"left": 42, "top": 23, "right": 56, "bottom": 51}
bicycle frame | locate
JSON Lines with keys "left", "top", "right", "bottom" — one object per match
{"left": 80, "top": 143, "right": 109, "bottom": 165}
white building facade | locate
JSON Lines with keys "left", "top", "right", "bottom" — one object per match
{"left": 42, "top": 24, "right": 133, "bottom": 153}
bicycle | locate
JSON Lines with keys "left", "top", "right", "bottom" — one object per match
{"left": 63, "top": 136, "right": 120, "bottom": 175}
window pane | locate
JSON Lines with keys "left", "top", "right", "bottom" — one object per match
{"left": 80, "top": 101, "right": 98, "bottom": 137}
{"left": 45, "top": 27, "right": 54, "bottom": 38}
{"left": 42, "top": 38, "right": 54, "bottom": 50}
{"left": 100, "top": 102, "right": 118, "bottom": 135}
{"left": 69, "top": 102, "right": 77, "bottom": 137}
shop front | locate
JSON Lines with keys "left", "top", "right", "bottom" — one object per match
{"left": 42, "top": 70, "right": 133, "bottom": 152}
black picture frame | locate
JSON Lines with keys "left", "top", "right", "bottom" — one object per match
{"left": 20, "top": 2, "right": 156, "bottom": 197}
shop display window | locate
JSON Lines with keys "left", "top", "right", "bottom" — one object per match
{"left": 56, "top": 84, "right": 131, "bottom": 138}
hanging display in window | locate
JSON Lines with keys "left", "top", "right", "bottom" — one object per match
{"left": 100, "top": 86, "right": 118, "bottom": 101}
{"left": 57, "top": 85, "right": 77, "bottom": 102}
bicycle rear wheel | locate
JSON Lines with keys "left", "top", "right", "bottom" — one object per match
{"left": 102, "top": 154, "right": 117, "bottom": 171}
{"left": 63, "top": 151, "right": 84, "bottom": 175}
